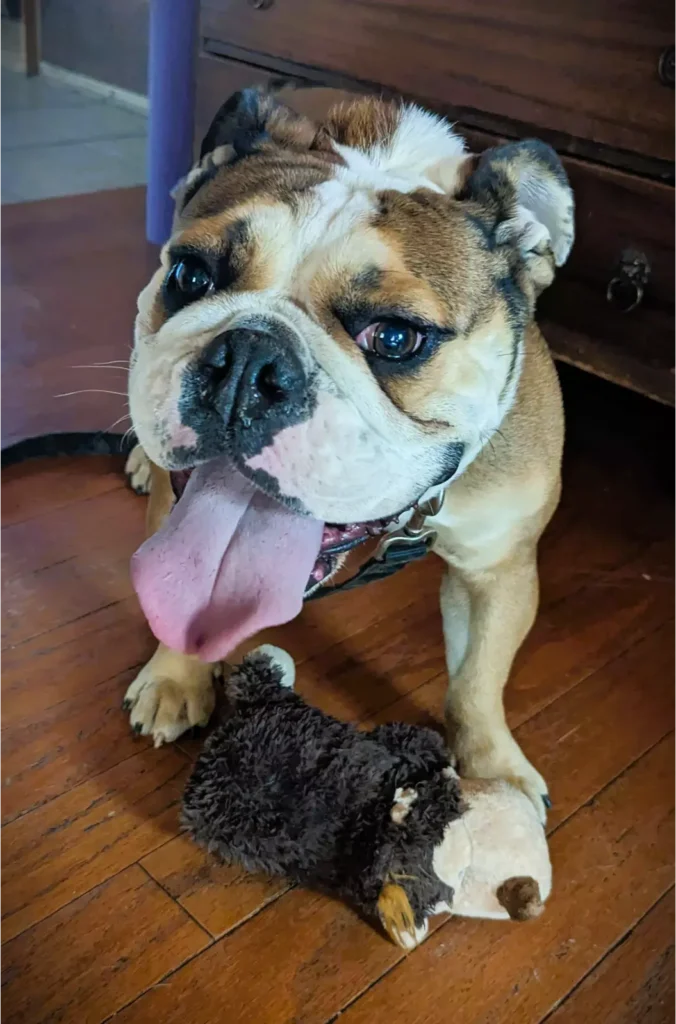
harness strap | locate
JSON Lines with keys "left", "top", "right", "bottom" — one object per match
{"left": 308, "top": 533, "right": 435, "bottom": 599}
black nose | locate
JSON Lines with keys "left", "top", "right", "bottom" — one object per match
{"left": 199, "top": 326, "right": 306, "bottom": 425}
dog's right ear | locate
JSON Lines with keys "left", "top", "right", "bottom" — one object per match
{"left": 199, "top": 86, "right": 317, "bottom": 162}
{"left": 173, "top": 87, "right": 318, "bottom": 215}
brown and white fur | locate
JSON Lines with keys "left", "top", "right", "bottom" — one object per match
{"left": 124, "top": 91, "right": 572, "bottom": 822}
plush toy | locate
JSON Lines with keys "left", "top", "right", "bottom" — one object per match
{"left": 182, "top": 646, "right": 551, "bottom": 949}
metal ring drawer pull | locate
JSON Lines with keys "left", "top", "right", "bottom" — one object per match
{"left": 606, "top": 249, "right": 651, "bottom": 313}
{"left": 658, "top": 45, "right": 674, "bottom": 87}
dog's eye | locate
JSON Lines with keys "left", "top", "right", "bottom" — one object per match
{"left": 355, "top": 321, "right": 425, "bottom": 361}
{"left": 165, "top": 257, "right": 214, "bottom": 310}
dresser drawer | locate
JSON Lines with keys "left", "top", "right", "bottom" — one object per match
{"left": 202, "top": 0, "right": 674, "bottom": 163}
{"left": 539, "top": 160, "right": 674, "bottom": 404}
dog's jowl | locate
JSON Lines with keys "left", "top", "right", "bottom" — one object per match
{"left": 125, "top": 89, "right": 573, "bottom": 820}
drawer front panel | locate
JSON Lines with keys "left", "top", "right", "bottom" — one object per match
{"left": 539, "top": 159, "right": 674, "bottom": 403}
{"left": 202, "top": 0, "right": 674, "bottom": 162}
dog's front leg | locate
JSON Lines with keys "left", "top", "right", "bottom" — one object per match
{"left": 123, "top": 446, "right": 217, "bottom": 746}
{"left": 439, "top": 541, "right": 549, "bottom": 822}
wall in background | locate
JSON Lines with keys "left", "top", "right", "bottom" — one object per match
{"left": 41, "top": 0, "right": 149, "bottom": 95}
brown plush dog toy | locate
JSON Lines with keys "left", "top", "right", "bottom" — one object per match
{"left": 182, "top": 646, "right": 551, "bottom": 949}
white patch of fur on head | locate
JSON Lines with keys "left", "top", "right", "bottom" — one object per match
{"left": 334, "top": 104, "right": 466, "bottom": 195}
{"left": 253, "top": 645, "right": 296, "bottom": 688}
{"left": 295, "top": 180, "right": 375, "bottom": 261}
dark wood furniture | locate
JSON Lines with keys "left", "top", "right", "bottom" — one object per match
{"left": 194, "top": 1, "right": 675, "bottom": 405}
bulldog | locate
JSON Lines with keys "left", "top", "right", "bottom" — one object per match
{"left": 123, "top": 89, "right": 572, "bottom": 821}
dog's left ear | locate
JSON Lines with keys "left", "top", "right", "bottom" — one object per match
{"left": 443, "top": 140, "right": 575, "bottom": 294}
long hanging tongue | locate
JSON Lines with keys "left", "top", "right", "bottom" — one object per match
{"left": 131, "top": 458, "right": 324, "bottom": 661}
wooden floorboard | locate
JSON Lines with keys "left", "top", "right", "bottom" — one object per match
{"left": 1, "top": 866, "right": 210, "bottom": 1024}
{"left": 543, "top": 890, "right": 674, "bottom": 1024}
{"left": 1, "top": 747, "right": 190, "bottom": 943}
{"left": 1, "top": 188, "right": 674, "bottom": 1024}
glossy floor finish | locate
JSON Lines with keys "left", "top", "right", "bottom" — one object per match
{"left": 1, "top": 190, "right": 674, "bottom": 1024}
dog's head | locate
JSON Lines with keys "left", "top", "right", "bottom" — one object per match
{"left": 129, "top": 90, "right": 574, "bottom": 660}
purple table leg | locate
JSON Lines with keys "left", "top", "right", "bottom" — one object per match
{"left": 146, "top": 0, "right": 198, "bottom": 245}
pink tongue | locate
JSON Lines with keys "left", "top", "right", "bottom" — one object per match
{"left": 131, "top": 459, "right": 324, "bottom": 661}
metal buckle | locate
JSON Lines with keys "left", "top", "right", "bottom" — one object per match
{"left": 374, "top": 490, "right": 445, "bottom": 561}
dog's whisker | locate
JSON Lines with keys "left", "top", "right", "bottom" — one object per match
{"left": 55, "top": 389, "right": 129, "bottom": 398}
{"left": 72, "top": 358, "right": 130, "bottom": 365}
{"left": 89, "top": 357, "right": 131, "bottom": 365}
{"left": 105, "top": 412, "right": 132, "bottom": 432}
{"left": 72, "top": 364, "right": 129, "bottom": 372}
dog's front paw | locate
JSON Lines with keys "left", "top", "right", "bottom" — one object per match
{"left": 450, "top": 727, "right": 549, "bottom": 824}
{"left": 124, "top": 443, "right": 152, "bottom": 495}
{"left": 123, "top": 653, "right": 215, "bottom": 747}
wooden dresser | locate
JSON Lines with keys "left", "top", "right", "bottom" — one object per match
{"left": 194, "top": 0, "right": 674, "bottom": 405}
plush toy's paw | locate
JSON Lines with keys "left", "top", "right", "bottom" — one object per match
{"left": 123, "top": 655, "right": 215, "bottom": 747}
{"left": 377, "top": 884, "right": 429, "bottom": 950}
{"left": 450, "top": 728, "right": 549, "bottom": 824}
{"left": 124, "top": 443, "right": 152, "bottom": 495}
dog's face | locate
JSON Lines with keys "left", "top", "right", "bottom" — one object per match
{"left": 130, "top": 91, "right": 573, "bottom": 525}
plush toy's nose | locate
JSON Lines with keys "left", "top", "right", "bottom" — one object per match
{"left": 496, "top": 876, "right": 543, "bottom": 920}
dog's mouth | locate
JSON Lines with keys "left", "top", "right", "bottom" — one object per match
{"left": 169, "top": 468, "right": 401, "bottom": 588}
{"left": 131, "top": 459, "right": 409, "bottom": 663}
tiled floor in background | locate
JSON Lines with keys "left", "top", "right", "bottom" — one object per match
{"left": 1, "top": 20, "right": 148, "bottom": 203}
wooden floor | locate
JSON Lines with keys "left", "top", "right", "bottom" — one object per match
{"left": 2, "top": 191, "right": 674, "bottom": 1024}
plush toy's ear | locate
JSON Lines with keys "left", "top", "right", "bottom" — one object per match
{"left": 437, "top": 139, "right": 574, "bottom": 295}
{"left": 173, "top": 87, "right": 317, "bottom": 214}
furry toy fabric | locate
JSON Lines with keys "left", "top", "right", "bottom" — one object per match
{"left": 182, "top": 649, "right": 463, "bottom": 933}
